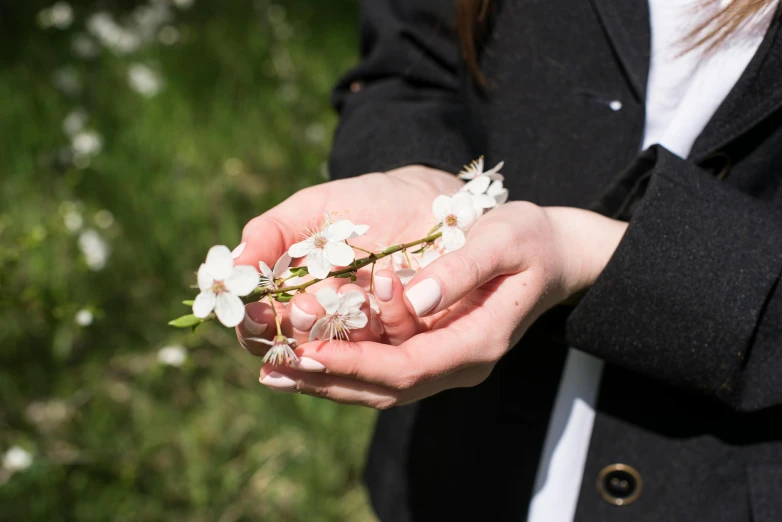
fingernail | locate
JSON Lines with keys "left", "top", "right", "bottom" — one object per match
{"left": 374, "top": 275, "right": 393, "bottom": 302}
{"left": 405, "top": 278, "right": 442, "bottom": 316}
{"left": 260, "top": 371, "right": 297, "bottom": 389}
{"left": 296, "top": 357, "right": 326, "bottom": 372}
{"left": 244, "top": 314, "right": 268, "bottom": 335}
{"left": 290, "top": 303, "right": 316, "bottom": 331}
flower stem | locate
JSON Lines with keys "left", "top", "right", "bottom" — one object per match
{"left": 268, "top": 295, "right": 283, "bottom": 336}
{"left": 369, "top": 260, "right": 376, "bottom": 294}
{"left": 247, "top": 231, "right": 442, "bottom": 300}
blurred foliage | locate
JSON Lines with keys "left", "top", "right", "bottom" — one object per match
{"left": 0, "top": 0, "right": 378, "bottom": 520}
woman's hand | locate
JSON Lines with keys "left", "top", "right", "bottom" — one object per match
{"left": 234, "top": 165, "right": 462, "bottom": 357}
{"left": 257, "top": 202, "right": 628, "bottom": 408}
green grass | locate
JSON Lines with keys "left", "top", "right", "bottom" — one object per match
{"left": 0, "top": 1, "right": 378, "bottom": 520}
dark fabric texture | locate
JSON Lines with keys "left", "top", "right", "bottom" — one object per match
{"left": 328, "top": 0, "right": 782, "bottom": 521}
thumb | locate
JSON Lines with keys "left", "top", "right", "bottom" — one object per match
{"left": 402, "top": 224, "right": 516, "bottom": 317}
{"left": 234, "top": 198, "right": 312, "bottom": 269}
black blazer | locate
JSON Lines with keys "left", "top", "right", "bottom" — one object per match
{"left": 329, "top": 1, "right": 782, "bottom": 520}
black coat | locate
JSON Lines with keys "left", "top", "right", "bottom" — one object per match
{"left": 328, "top": 1, "right": 782, "bottom": 520}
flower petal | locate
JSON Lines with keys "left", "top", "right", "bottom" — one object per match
{"left": 455, "top": 205, "right": 478, "bottom": 231}
{"left": 432, "top": 195, "right": 451, "bottom": 221}
{"left": 225, "top": 265, "right": 260, "bottom": 296}
{"left": 197, "top": 263, "right": 214, "bottom": 291}
{"left": 258, "top": 261, "right": 274, "bottom": 280}
{"left": 463, "top": 175, "right": 490, "bottom": 195}
{"left": 338, "top": 290, "right": 366, "bottom": 313}
{"left": 306, "top": 249, "right": 331, "bottom": 279}
{"left": 315, "top": 287, "right": 341, "bottom": 315}
{"left": 324, "top": 241, "right": 355, "bottom": 267}
{"left": 396, "top": 268, "right": 418, "bottom": 285}
{"left": 343, "top": 310, "right": 368, "bottom": 329}
{"left": 484, "top": 160, "right": 505, "bottom": 179}
{"left": 244, "top": 337, "right": 274, "bottom": 346}
{"left": 442, "top": 227, "right": 466, "bottom": 252}
{"left": 215, "top": 292, "right": 245, "bottom": 327}
{"left": 309, "top": 317, "right": 329, "bottom": 341}
{"left": 325, "top": 220, "right": 355, "bottom": 241}
{"left": 231, "top": 242, "right": 247, "bottom": 259}
{"left": 204, "top": 245, "right": 234, "bottom": 280}
{"left": 367, "top": 293, "right": 380, "bottom": 314}
{"left": 288, "top": 237, "right": 314, "bottom": 258}
{"left": 272, "top": 252, "right": 292, "bottom": 278}
{"left": 192, "top": 290, "right": 216, "bottom": 318}
{"left": 471, "top": 194, "right": 497, "bottom": 209}
{"left": 349, "top": 224, "right": 370, "bottom": 238}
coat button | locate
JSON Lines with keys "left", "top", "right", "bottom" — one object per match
{"left": 596, "top": 464, "right": 643, "bottom": 506}
{"left": 349, "top": 81, "right": 364, "bottom": 93}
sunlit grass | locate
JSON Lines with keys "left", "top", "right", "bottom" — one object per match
{"left": 0, "top": 1, "right": 377, "bottom": 520}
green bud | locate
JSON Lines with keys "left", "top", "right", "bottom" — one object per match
{"left": 182, "top": 300, "right": 195, "bottom": 306}
{"left": 275, "top": 293, "right": 293, "bottom": 303}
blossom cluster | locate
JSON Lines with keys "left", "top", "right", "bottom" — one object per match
{"left": 171, "top": 157, "right": 508, "bottom": 366}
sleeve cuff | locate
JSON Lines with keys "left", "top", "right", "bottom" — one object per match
{"left": 567, "top": 147, "right": 782, "bottom": 404}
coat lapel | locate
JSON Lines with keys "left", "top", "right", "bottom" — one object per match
{"left": 690, "top": 7, "right": 782, "bottom": 161}
{"left": 588, "top": 0, "right": 651, "bottom": 102}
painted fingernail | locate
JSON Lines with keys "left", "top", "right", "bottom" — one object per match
{"left": 374, "top": 275, "right": 393, "bottom": 302}
{"left": 405, "top": 278, "right": 442, "bottom": 316}
{"left": 260, "top": 371, "right": 297, "bottom": 389}
{"left": 244, "top": 314, "right": 268, "bottom": 335}
{"left": 296, "top": 357, "right": 326, "bottom": 372}
{"left": 290, "top": 303, "right": 316, "bottom": 331}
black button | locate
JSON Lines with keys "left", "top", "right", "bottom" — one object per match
{"left": 597, "top": 464, "right": 643, "bottom": 506}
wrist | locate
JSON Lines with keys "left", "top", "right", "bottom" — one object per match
{"left": 545, "top": 207, "right": 628, "bottom": 296}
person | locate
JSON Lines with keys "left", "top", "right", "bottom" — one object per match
{"left": 234, "top": 0, "right": 782, "bottom": 520}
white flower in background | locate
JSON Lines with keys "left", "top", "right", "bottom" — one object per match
{"left": 87, "top": 12, "right": 141, "bottom": 55}
{"left": 244, "top": 335, "right": 299, "bottom": 366}
{"left": 74, "top": 308, "right": 93, "bottom": 327}
{"left": 158, "top": 25, "right": 180, "bottom": 45}
{"left": 193, "top": 245, "right": 260, "bottom": 327}
{"left": 63, "top": 209, "right": 83, "bottom": 232}
{"left": 2, "top": 446, "right": 32, "bottom": 473}
{"left": 310, "top": 288, "right": 368, "bottom": 341}
{"left": 457, "top": 156, "right": 505, "bottom": 181}
{"left": 157, "top": 345, "right": 187, "bottom": 367}
{"left": 62, "top": 109, "right": 87, "bottom": 136}
{"left": 78, "top": 228, "right": 110, "bottom": 270}
{"left": 38, "top": 2, "right": 73, "bottom": 30}
{"left": 71, "top": 130, "right": 102, "bottom": 157}
{"left": 173, "top": 0, "right": 195, "bottom": 10}
{"left": 52, "top": 66, "right": 81, "bottom": 95}
{"left": 94, "top": 209, "right": 114, "bottom": 229}
{"left": 259, "top": 253, "right": 292, "bottom": 291}
{"left": 288, "top": 219, "right": 360, "bottom": 279}
{"left": 128, "top": 64, "right": 162, "bottom": 97}
{"left": 71, "top": 34, "right": 100, "bottom": 59}
{"left": 432, "top": 192, "right": 478, "bottom": 252}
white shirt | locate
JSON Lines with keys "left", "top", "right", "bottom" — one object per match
{"left": 527, "top": 2, "right": 777, "bottom": 521}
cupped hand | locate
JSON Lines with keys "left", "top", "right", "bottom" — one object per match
{"left": 235, "top": 165, "right": 463, "bottom": 358}
{"left": 256, "top": 202, "right": 628, "bottom": 408}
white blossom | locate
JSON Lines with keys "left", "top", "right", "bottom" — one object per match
{"left": 432, "top": 192, "right": 478, "bottom": 252}
{"left": 461, "top": 175, "right": 509, "bottom": 214}
{"left": 78, "top": 228, "right": 110, "bottom": 270}
{"left": 2, "top": 446, "right": 32, "bottom": 473}
{"left": 63, "top": 209, "right": 83, "bottom": 232}
{"left": 128, "top": 64, "right": 162, "bottom": 97}
{"left": 457, "top": 156, "right": 504, "bottom": 181}
{"left": 259, "top": 253, "right": 293, "bottom": 291}
{"left": 288, "top": 219, "right": 360, "bottom": 279}
{"left": 71, "top": 130, "right": 102, "bottom": 157}
{"left": 157, "top": 345, "right": 187, "bottom": 367}
{"left": 62, "top": 109, "right": 87, "bottom": 137}
{"left": 75, "top": 308, "right": 93, "bottom": 326}
{"left": 192, "top": 245, "right": 260, "bottom": 327}
{"left": 244, "top": 335, "right": 299, "bottom": 366}
{"left": 309, "top": 288, "right": 368, "bottom": 341}
{"left": 38, "top": 2, "right": 73, "bottom": 30}
{"left": 231, "top": 242, "right": 246, "bottom": 259}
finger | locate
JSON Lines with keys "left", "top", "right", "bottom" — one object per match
{"left": 372, "top": 268, "right": 420, "bottom": 345}
{"left": 402, "top": 210, "right": 529, "bottom": 317}
{"left": 236, "top": 301, "right": 276, "bottom": 356}
{"left": 259, "top": 366, "right": 400, "bottom": 409}
{"left": 285, "top": 293, "right": 324, "bottom": 345}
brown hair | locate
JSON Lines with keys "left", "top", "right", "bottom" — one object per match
{"left": 457, "top": 0, "right": 777, "bottom": 87}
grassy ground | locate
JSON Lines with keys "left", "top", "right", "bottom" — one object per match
{"left": 0, "top": 1, "right": 379, "bottom": 520}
